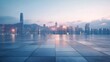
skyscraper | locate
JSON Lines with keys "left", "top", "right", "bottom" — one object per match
{"left": 55, "top": 22, "right": 58, "bottom": 27}
{"left": 19, "top": 13, "right": 24, "bottom": 35}
{"left": 85, "top": 23, "right": 90, "bottom": 35}
{"left": 20, "top": 13, "right": 23, "bottom": 24}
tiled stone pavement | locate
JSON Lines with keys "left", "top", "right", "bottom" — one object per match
{"left": 0, "top": 35, "right": 110, "bottom": 62}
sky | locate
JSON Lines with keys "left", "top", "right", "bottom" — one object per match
{"left": 0, "top": 0, "right": 110, "bottom": 25}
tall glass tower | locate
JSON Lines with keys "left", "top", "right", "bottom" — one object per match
{"left": 19, "top": 13, "right": 24, "bottom": 35}
{"left": 20, "top": 13, "right": 23, "bottom": 24}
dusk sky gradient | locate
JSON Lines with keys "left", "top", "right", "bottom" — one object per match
{"left": 0, "top": 0, "right": 110, "bottom": 25}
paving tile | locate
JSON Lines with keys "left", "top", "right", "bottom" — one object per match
{"left": 2, "top": 51, "right": 32, "bottom": 57}
{"left": 26, "top": 57, "right": 55, "bottom": 62}
{"left": 78, "top": 50, "right": 106, "bottom": 56}
{"left": 11, "top": 45, "right": 39, "bottom": 51}
{"left": 40, "top": 45, "right": 55, "bottom": 48}
{"left": 85, "top": 57, "right": 110, "bottom": 62}
{"left": 56, "top": 48, "right": 76, "bottom": 51}
{"left": 0, "top": 51, "right": 8, "bottom": 56}
{"left": 71, "top": 42, "right": 107, "bottom": 56}
{"left": 56, "top": 51, "right": 81, "bottom": 56}
{"left": 0, "top": 57, "right": 27, "bottom": 62}
{"left": 32, "top": 48, "right": 55, "bottom": 56}
{"left": 103, "top": 52, "right": 110, "bottom": 55}
{"left": 0, "top": 35, "right": 110, "bottom": 62}
{"left": 56, "top": 57, "right": 88, "bottom": 62}
{"left": 93, "top": 47, "right": 110, "bottom": 52}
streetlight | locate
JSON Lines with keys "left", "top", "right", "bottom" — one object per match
{"left": 62, "top": 25, "right": 67, "bottom": 30}
{"left": 11, "top": 28, "right": 16, "bottom": 34}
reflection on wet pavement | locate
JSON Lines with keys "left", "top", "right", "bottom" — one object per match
{"left": 0, "top": 34, "right": 110, "bottom": 62}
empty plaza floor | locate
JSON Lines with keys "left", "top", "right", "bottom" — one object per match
{"left": 0, "top": 34, "right": 110, "bottom": 62}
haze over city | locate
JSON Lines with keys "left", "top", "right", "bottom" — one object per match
{"left": 1, "top": 0, "right": 110, "bottom": 62}
{"left": 0, "top": 0, "right": 110, "bottom": 25}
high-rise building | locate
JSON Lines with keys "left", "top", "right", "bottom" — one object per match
{"left": 19, "top": 13, "right": 24, "bottom": 35}
{"left": 85, "top": 23, "right": 90, "bottom": 34}
{"left": 75, "top": 25, "right": 80, "bottom": 34}
{"left": 43, "top": 24, "right": 46, "bottom": 27}
{"left": 20, "top": 13, "right": 23, "bottom": 24}
{"left": 55, "top": 22, "right": 58, "bottom": 27}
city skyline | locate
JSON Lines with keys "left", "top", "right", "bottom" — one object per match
{"left": 0, "top": 13, "right": 110, "bottom": 35}
{"left": 0, "top": 0, "right": 110, "bottom": 25}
